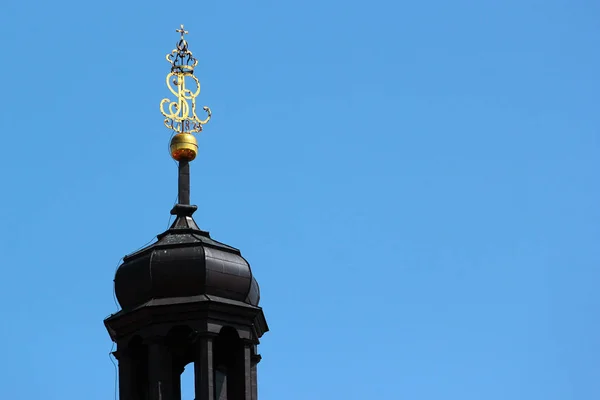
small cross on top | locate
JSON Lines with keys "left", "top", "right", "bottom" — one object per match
{"left": 176, "top": 24, "right": 189, "bottom": 40}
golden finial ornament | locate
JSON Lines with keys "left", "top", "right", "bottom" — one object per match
{"left": 160, "top": 24, "right": 212, "bottom": 162}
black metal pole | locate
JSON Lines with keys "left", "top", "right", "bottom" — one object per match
{"left": 178, "top": 161, "right": 190, "bottom": 205}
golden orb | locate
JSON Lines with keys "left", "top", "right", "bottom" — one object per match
{"left": 170, "top": 133, "right": 198, "bottom": 161}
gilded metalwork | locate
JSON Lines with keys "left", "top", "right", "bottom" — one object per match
{"left": 170, "top": 133, "right": 198, "bottom": 162}
{"left": 160, "top": 25, "right": 211, "bottom": 136}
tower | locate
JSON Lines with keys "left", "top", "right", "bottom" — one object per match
{"left": 104, "top": 26, "right": 268, "bottom": 400}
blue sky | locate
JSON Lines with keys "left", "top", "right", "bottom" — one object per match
{"left": 0, "top": 0, "right": 599, "bottom": 399}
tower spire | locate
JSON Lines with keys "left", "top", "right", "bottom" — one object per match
{"left": 105, "top": 26, "right": 268, "bottom": 400}
{"left": 160, "top": 24, "right": 212, "bottom": 205}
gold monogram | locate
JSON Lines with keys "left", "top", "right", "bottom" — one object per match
{"left": 160, "top": 25, "right": 211, "bottom": 135}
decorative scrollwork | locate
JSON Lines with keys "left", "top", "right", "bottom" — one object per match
{"left": 160, "top": 25, "right": 211, "bottom": 135}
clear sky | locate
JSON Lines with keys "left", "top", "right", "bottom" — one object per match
{"left": 0, "top": 0, "right": 598, "bottom": 399}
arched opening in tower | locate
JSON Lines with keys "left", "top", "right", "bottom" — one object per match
{"left": 214, "top": 326, "right": 246, "bottom": 400}
{"left": 180, "top": 363, "right": 194, "bottom": 400}
{"left": 166, "top": 325, "right": 196, "bottom": 400}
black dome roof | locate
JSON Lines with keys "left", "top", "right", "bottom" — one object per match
{"left": 114, "top": 204, "right": 260, "bottom": 310}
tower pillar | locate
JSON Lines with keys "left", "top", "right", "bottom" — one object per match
{"left": 116, "top": 348, "right": 141, "bottom": 400}
{"left": 194, "top": 335, "right": 216, "bottom": 400}
{"left": 147, "top": 338, "right": 175, "bottom": 400}
{"left": 173, "top": 364, "right": 184, "bottom": 400}
{"left": 251, "top": 350, "right": 261, "bottom": 400}
{"left": 238, "top": 343, "right": 253, "bottom": 400}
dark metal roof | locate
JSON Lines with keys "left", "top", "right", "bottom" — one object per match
{"left": 114, "top": 204, "right": 260, "bottom": 310}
